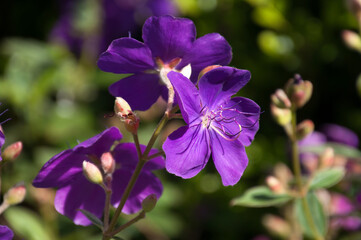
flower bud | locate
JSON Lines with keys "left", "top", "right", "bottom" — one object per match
{"left": 114, "top": 97, "right": 132, "bottom": 117}
{"left": 141, "top": 194, "right": 157, "bottom": 212}
{"left": 270, "top": 89, "right": 291, "bottom": 109}
{"left": 274, "top": 163, "right": 293, "bottom": 188}
{"left": 82, "top": 161, "right": 103, "bottom": 185}
{"left": 114, "top": 97, "right": 140, "bottom": 134}
{"left": 262, "top": 214, "right": 291, "bottom": 238}
{"left": 4, "top": 183, "right": 26, "bottom": 205}
{"left": 296, "top": 119, "right": 314, "bottom": 140}
{"left": 270, "top": 104, "right": 291, "bottom": 126}
{"left": 320, "top": 147, "right": 335, "bottom": 168}
{"left": 198, "top": 65, "right": 221, "bottom": 80}
{"left": 285, "top": 74, "right": 313, "bottom": 108}
{"left": 1, "top": 141, "right": 23, "bottom": 162}
{"left": 346, "top": 0, "right": 361, "bottom": 19}
{"left": 266, "top": 176, "right": 285, "bottom": 194}
{"left": 342, "top": 30, "right": 361, "bottom": 52}
{"left": 100, "top": 152, "right": 115, "bottom": 174}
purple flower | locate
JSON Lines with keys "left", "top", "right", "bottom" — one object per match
{"left": 0, "top": 225, "right": 13, "bottom": 240}
{"left": 330, "top": 193, "right": 361, "bottom": 231}
{"left": 163, "top": 67, "right": 260, "bottom": 186}
{"left": 33, "top": 127, "right": 164, "bottom": 226}
{"left": 97, "top": 15, "right": 232, "bottom": 111}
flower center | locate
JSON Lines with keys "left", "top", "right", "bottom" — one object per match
{"left": 155, "top": 57, "right": 191, "bottom": 87}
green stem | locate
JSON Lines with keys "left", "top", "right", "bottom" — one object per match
{"left": 132, "top": 134, "right": 142, "bottom": 160}
{"left": 103, "top": 107, "right": 177, "bottom": 239}
{"left": 108, "top": 211, "right": 146, "bottom": 237}
{"left": 290, "top": 108, "right": 324, "bottom": 240}
{"left": 148, "top": 150, "right": 164, "bottom": 160}
{"left": 0, "top": 202, "right": 9, "bottom": 215}
{"left": 103, "top": 182, "right": 112, "bottom": 230}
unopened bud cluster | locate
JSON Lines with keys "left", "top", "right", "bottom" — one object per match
{"left": 114, "top": 97, "right": 140, "bottom": 134}
{"left": 266, "top": 163, "right": 293, "bottom": 194}
{"left": 82, "top": 152, "right": 116, "bottom": 186}
{"left": 271, "top": 74, "right": 314, "bottom": 139}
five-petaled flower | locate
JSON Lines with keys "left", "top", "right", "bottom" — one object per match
{"left": 98, "top": 15, "right": 232, "bottom": 111}
{"left": 33, "top": 127, "right": 164, "bottom": 226}
{"left": 163, "top": 66, "right": 260, "bottom": 186}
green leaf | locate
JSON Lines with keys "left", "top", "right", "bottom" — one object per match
{"left": 300, "top": 143, "right": 361, "bottom": 159}
{"left": 231, "top": 186, "right": 292, "bottom": 207}
{"left": 4, "top": 206, "right": 53, "bottom": 240}
{"left": 294, "top": 192, "right": 327, "bottom": 238}
{"left": 309, "top": 167, "right": 345, "bottom": 190}
{"left": 78, "top": 209, "right": 103, "bottom": 230}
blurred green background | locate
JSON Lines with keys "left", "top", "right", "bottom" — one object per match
{"left": 0, "top": 0, "right": 361, "bottom": 239}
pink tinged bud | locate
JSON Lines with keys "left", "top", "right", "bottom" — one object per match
{"left": 4, "top": 183, "right": 26, "bottom": 205}
{"left": 198, "top": 65, "right": 222, "bottom": 80}
{"left": 270, "top": 104, "right": 291, "bottom": 126}
{"left": 114, "top": 97, "right": 140, "bottom": 134}
{"left": 100, "top": 152, "right": 115, "bottom": 174}
{"left": 296, "top": 119, "right": 314, "bottom": 140}
{"left": 320, "top": 147, "right": 335, "bottom": 168}
{"left": 82, "top": 161, "right": 103, "bottom": 185}
{"left": 346, "top": 0, "right": 361, "bottom": 18}
{"left": 262, "top": 214, "right": 291, "bottom": 238}
{"left": 274, "top": 163, "right": 293, "bottom": 188}
{"left": 285, "top": 75, "right": 313, "bottom": 108}
{"left": 141, "top": 194, "right": 157, "bottom": 212}
{"left": 266, "top": 176, "right": 285, "bottom": 194}
{"left": 114, "top": 97, "right": 132, "bottom": 117}
{"left": 2, "top": 141, "right": 23, "bottom": 162}
{"left": 271, "top": 89, "right": 291, "bottom": 109}
{"left": 342, "top": 30, "right": 361, "bottom": 52}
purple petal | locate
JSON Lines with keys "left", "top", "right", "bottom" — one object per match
{"left": 111, "top": 169, "right": 163, "bottom": 214}
{"left": 109, "top": 73, "right": 163, "bottom": 111}
{"left": 321, "top": 124, "right": 359, "bottom": 148}
{"left": 167, "top": 71, "right": 202, "bottom": 124}
{"left": 112, "top": 143, "right": 165, "bottom": 171}
{"left": 75, "top": 127, "right": 122, "bottom": 156}
{"left": 0, "top": 225, "right": 13, "bottom": 240}
{"left": 222, "top": 97, "right": 260, "bottom": 146}
{"left": 177, "top": 33, "right": 232, "bottom": 83}
{"left": 0, "top": 131, "right": 5, "bottom": 161}
{"left": 97, "top": 38, "right": 155, "bottom": 74}
{"left": 54, "top": 176, "right": 105, "bottom": 226}
{"left": 142, "top": 16, "right": 196, "bottom": 63}
{"left": 33, "top": 127, "right": 121, "bottom": 188}
{"left": 199, "top": 67, "right": 251, "bottom": 109}
{"left": 163, "top": 125, "right": 211, "bottom": 179}
{"left": 209, "top": 131, "right": 248, "bottom": 186}
{"left": 298, "top": 131, "right": 327, "bottom": 147}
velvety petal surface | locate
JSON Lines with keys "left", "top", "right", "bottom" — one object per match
{"left": 54, "top": 176, "right": 105, "bottom": 226}
{"left": 0, "top": 225, "right": 13, "bottom": 240}
{"left": 33, "top": 127, "right": 121, "bottom": 188}
{"left": 142, "top": 16, "right": 196, "bottom": 63}
{"left": 222, "top": 97, "right": 260, "bottom": 146}
{"left": 112, "top": 143, "right": 165, "bottom": 171}
{"left": 97, "top": 38, "right": 155, "bottom": 74}
{"left": 111, "top": 170, "right": 163, "bottom": 214}
{"left": 199, "top": 67, "right": 251, "bottom": 109}
{"left": 163, "top": 125, "right": 211, "bottom": 179}
{"left": 321, "top": 124, "right": 359, "bottom": 148}
{"left": 177, "top": 33, "right": 232, "bottom": 83}
{"left": 109, "top": 73, "right": 162, "bottom": 111}
{"left": 168, "top": 71, "right": 202, "bottom": 124}
{"left": 210, "top": 131, "right": 248, "bottom": 186}
{"left": 0, "top": 131, "right": 4, "bottom": 161}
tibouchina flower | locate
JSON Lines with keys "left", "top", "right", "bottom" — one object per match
{"left": 329, "top": 193, "right": 361, "bottom": 230}
{"left": 98, "top": 15, "right": 232, "bottom": 111}
{"left": 0, "top": 225, "right": 13, "bottom": 240}
{"left": 163, "top": 67, "right": 260, "bottom": 186}
{"left": 33, "top": 127, "right": 164, "bottom": 226}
